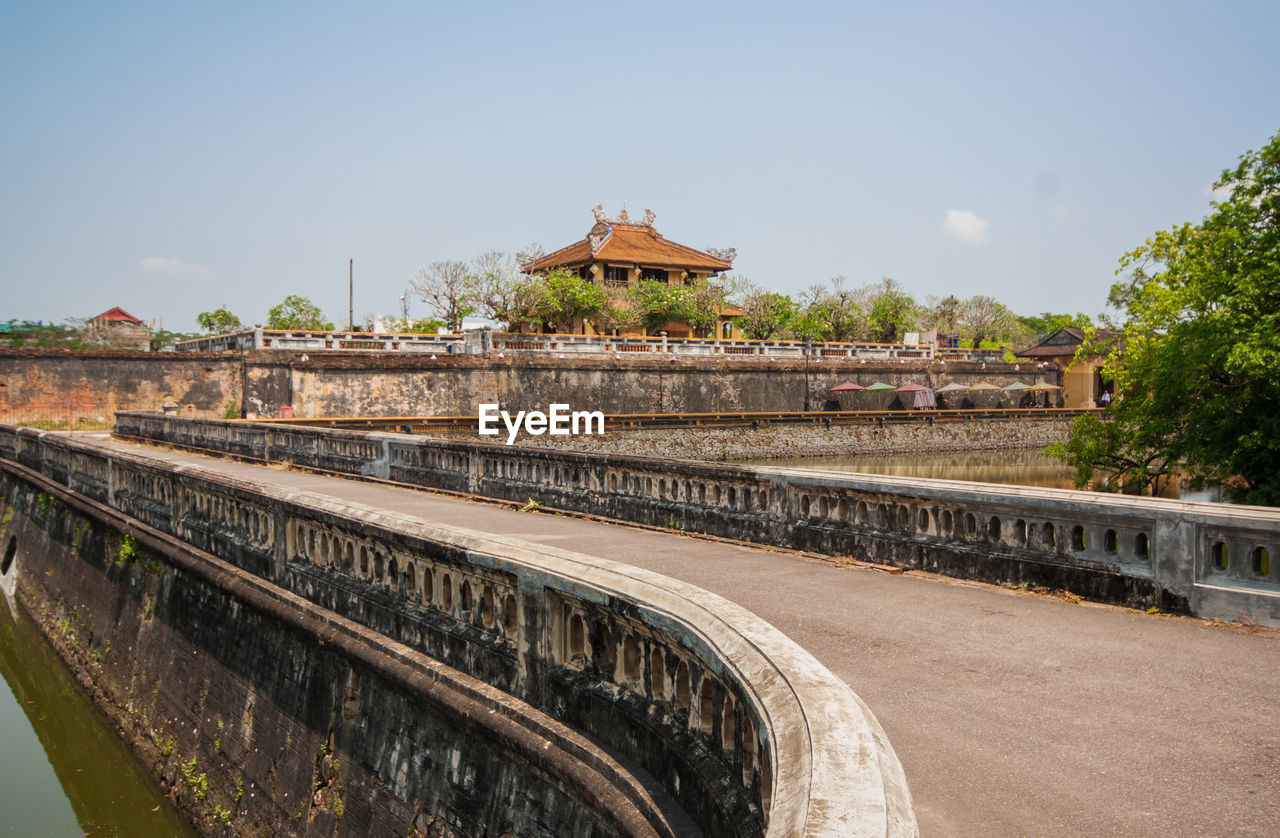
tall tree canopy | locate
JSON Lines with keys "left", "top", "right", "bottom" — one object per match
{"left": 1017, "top": 311, "right": 1094, "bottom": 341}
{"left": 627, "top": 278, "right": 728, "bottom": 337}
{"left": 196, "top": 307, "right": 243, "bottom": 335}
{"left": 411, "top": 260, "right": 475, "bottom": 332}
{"left": 864, "top": 278, "right": 918, "bottom": 343}
{"left": 1049, "top": 130, "right": 1280, "bottom": 504}
{"left": 526, "top": 269, "right": 614, "bottom": 334}
{"left": 733, "top": 281, "right": 796, "bottom": 340}
{"left": 801, "top": 276, "right": 865, "bottom": 341}
{"left": 266, "top": 295, "right": 333, "bottom": 331}
{"left": 958, "top": 295, "right": 1021, "bottom": 347}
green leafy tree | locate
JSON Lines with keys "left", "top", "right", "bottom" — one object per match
{"left": 785, "top": 308, "right": 831, "bottom": 341}
{"left": 266, "top": 295, "right": 334, "bottom": 330}
{"left": 195, "top": 307, "right": 244, "bottom": 335}
{"left": 734, "top": 281, "right": 796, "bottom": 340}
{"left": 684, "top": 278, "right": 731, "bottom": 338}
{"left": 959, "top": 295, "right": 1021, "bottom": 347}
{"left": 1017, "top": 311, "right": 1095, "bottom": 340}
{"left": 626, "top": 278, "right": 727, "bottom": 337}
{"left": 1049, "top": 130, "right": 1280, "bottom": 504}
{"left": 801, "top": 277, "right": 865, "bottom": 341}
{"left": 629, "top": 280, "right": 694, "bottom": 335}
{"left": 865, "top": 278, "right": 919, "bottom": 343}
{"left": 528, "top": 269, "right": 614, "bottom": 334}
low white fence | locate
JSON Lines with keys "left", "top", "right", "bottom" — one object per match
{"left": 177, "top": 328, "right": 1005, "bottom": 363}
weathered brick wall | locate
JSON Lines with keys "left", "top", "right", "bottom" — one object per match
{"left": 0, "top": 350, "right": 241, "bottom": 424}
{"left": 277, "top": 353, "right": 1055, "bottom": 418}
{"left": 498, "top": 419, "right": 1074, "bottom": 460}
{"left": 0, "top": 349, "right": 1059, "bottom": 423}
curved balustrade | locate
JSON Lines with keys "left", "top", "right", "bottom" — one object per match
{"left": 107, "top": 413, "right": 1280, "bottom": 629}
{"left": 2, "top": 421, "right": 918, "bottom": 836}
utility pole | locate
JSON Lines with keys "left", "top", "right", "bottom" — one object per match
{"left": 348, "top": 258, "right": 354, "bottom": 331}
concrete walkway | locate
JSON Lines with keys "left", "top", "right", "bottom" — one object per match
{"left": 97, "top": 436, "right": 1280, "bottom": 837}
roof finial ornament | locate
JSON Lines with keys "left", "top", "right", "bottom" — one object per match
{"left": 617, "top": 205, "right": 631, "bottom": 223}
{"left": 641, "top": 208, "right": 656, "bottom": 226}
{"left": 592, "top": 204, "right": 607, "bottom": 222}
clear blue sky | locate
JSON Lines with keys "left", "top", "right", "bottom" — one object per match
{"left": 3, "top": 1, "right": 1277, "bottom": 332}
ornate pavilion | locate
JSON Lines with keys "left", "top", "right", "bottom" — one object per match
{"left": 519, "top": 206, "right": 739, "bottom": 338}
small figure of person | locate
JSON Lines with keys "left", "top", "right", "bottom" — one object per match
{"left": 1099, "top": 391, "right": 1112, "bottom": 407}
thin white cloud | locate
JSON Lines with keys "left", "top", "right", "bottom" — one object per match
{"left": 139, "top": 257, "right": 209, "bottom": 276}
{"left": 943, "top": 209, "right": 990, "bottom": 244}
{"left": 1205, "top": 181, "right": 1233, "bottom": 203}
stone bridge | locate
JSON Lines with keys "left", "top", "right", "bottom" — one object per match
{"left": 2, "top": 415, "right": 1279, "bottom": 837}
{"left": 0, "top": 423, "right": 912, "bottom": 837}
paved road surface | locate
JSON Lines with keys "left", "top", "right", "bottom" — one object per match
{"left": 96, "top": 437, "right": 1280, "bottom": 837}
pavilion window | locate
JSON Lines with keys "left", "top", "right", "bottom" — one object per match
{"left": 577, "top": 266, "right": 593, "bottom": 282}
{"left": 604, "top": 265, "right": 628, "bottom": 286}
{"left": 641, "top": 268, "right": 668, "bottom": 283}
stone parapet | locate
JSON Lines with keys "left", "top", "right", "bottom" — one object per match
{"left": 108, "top": 412, "right": 1280, "bottom": 629}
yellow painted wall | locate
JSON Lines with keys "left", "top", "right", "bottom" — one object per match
{"left": 1059, "top": 356, "right": 1105, "bottom": 408}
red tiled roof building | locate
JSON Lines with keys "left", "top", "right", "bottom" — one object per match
{"left": 86, "top": 306, "right": 151, "bottom": 350}
{"left": 520, "top": 206, "right": 739, "bottom": 338}
{"left": 90, "top": 306, "right": 145, "bottom": 325}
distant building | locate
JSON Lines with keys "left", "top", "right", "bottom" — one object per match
{"left": 520, "top": 206, "right": 739, "bottom": 338}
{"left": 85, "top": 306, "right": 152, "bottom": 350}
{"left": 1015, "top": 326, "right": 1121, "bottom": 408}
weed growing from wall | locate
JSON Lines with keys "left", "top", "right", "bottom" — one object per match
{"left": 114, "top": 534, "right": 140, "bottom": 568}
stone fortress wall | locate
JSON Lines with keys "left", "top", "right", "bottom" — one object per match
{"left": 0, "top": 348, "right": 1055, "bottom": 423}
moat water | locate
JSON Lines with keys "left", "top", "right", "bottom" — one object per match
{"left": 0, "top": 594, "right": 196, "bottom": 837}
{"left": 737, "top": 448, "right": 1223, "bottom": 502}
